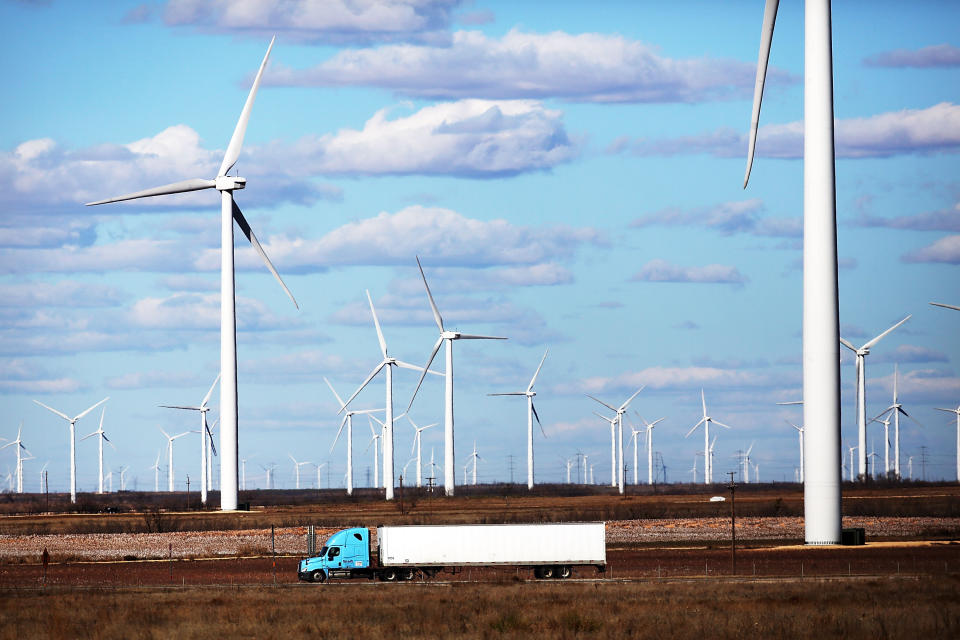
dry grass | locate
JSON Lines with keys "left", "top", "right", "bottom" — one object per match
{"left": 1, "top": 576, "right": 958, "bottom": 639}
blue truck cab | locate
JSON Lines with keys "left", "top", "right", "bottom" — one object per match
{"left": 298, "top": 527, "right": 371, "bottom": 583}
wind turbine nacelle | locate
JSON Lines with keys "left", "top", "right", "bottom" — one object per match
{"left": 215, "top": 176, "right": 246, "bottom": 191}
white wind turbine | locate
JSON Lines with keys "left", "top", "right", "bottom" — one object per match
{"left": 684, "top": 390, "right": 731, "bottom": 484}
{"left": 638, "top": 415, "right": 666, "bottom": 485}
{"left": 205, "top": 418, "right": 218, "bottom": 492}
{"left": 740, "top": 442, "right": 755, "bottom": 484}
{"left": 690, "top": 455, "right": 699, "bottom": 484}
{"left": 289, "top": 454, "right": 312, "bottom": 490}
{"left": 80, "top": 407, "right": 115, "bottom": 495}
{"left": 934, "top": 404, "right": 960, "bottom": 482}
{"left": 339, "top": 291, "right": 435, "bottom": 501}
{"left": 119, "top": 466, "right": 129, "bottom": 492}
{"left": 869, "top": 414, "right": 892, "bottom": 478}
{"left": 840, "top": 315, "right": 911, "bottom": 480}
{"left": 160, "top": 373, "right": 220, "bottom": 506}
{"left": 325, "top": 376, "right": 382, "bottom": 497}
{"left": 150, "top": 449, "right": 162, "bottom": 493}
{"left": 366, "top": 416, "right": 382, "bottom": 489}
{"left": 315, "top": 462, "right": 327, "bottom": 489}
{"left": 1, "top": 423, "right": 32, "bottom": 494}
{"left": 847, "top": 445, "right": 858, "bottom": 482}
{"left": 628, "top": 426, "right": 643, "bottom": 485}
{"left": 86, "top": 38, "right": 297, "bottom": 512}
{"left": 426, "top": 447, "right": 441, "bottom": 486}
{"left": 785, "top": 420, "right": 805, "bottom": 483}
{"left": 588, "top": 386, "right": 645, "bottom": 494}
{"left": 488, "top": 350, "right": 548, "bottom": 490}
{"left": 744, "top": 0, "right": 848, "bottom": 544}
{"left": 33, "top": 397, "right": 108, "bottom": 503}
{"left": 593, "top": 412, "right": 618, "bottom": 488}
{"left": 159, "top": 427, "right": 190, "bottom": 492}
{"left": 870, "top": 365, "right": 920, "bottom": 479}
{"left": 468, "top": 441, "right": 482, "bottom": 485}
{"left": 408, "top": 416, "right": 438, "bottom": 488}
{"left": 408, "top": 257, "right": 507, "bottom": 496}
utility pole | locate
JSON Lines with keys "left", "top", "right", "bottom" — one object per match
{"left": 920, "top": 446, "right": 929, "bottom": 481}
{"left": 186, "top": 475, "right": 191, "bottom": 510}
{"left": 728, "top": 471, "right": 736, "bottom": 575}
{"left": 507, "top": 455, "right": 515, "bottom": 484}
{"left": 366, "top": 466, "right": 371, "bottom": 487}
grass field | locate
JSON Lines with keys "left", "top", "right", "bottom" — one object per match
{"left": 3, "top": 576, "right": 958, "bottom": 639}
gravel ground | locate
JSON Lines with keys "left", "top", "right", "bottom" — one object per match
{"left": 1, "top": 517, "right": 957, "bottom": 562}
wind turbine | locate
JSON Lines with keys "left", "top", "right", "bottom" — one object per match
{"left": 690, "top": 456, "right": 698, "bottom": 484}
{"left": 488, "top": 349, "right": 548, "bottom": 490}
{"left": 339, "top": 291, "right": 435, "bottom": 501}
{"left": 1, "top": 423, "right": 31, "bottom": 494}
{"left": 325, "top": 376, "right": 382, "bottom": 497}
{"left": 408, "top": 417, "right": 438, "bottom": 488}
{"left": 786, "top": 420, "right": 805, "bottom": 483}
{"left": 119, "top": 466, "right": 129, "bottom": 492}
{"left": 870, "top": 365, "right": 920, "bottom": 479}
{"left": 206, "top": 418, "right": 219, "bottom": 492}
{"left": 85, "top": 38, "right": 297, "bottom": 512}
{"left": 741, "top": 442, "right": 755, "bottom": 484}
{"left": 407, "top": 257, "right": 507, "bottom": 496}
{"left": 150, "top": 450, "right": 162, "bottom": 493}
{"left": 840, "top": 315, "right": 911, "bottom": 480}
{"left": 289, "top": 454, "right": 312, "bottom": 490}
{"left": 80, "top": 407, "right": 115, "bottom": 495}
{"left": 593, "top": 412, "right": 618, "bottom": 488}
{"left": 315, "top": 461, "right": 327, "bottom": 489}
{"left": 934, "top": 405, "right": 960, "bottom": 481}
{"left": 469, "top": 441, "right": 482, "bottom": 485}
{"left": 930, "top": 302, "right": 960, "bottom": 312}
{"left": 638, "top": 415, "right": 666, "bottom": 485}
{"left": 160, "top": 373, "right": 220, "bottom": 506}
{"left": 587, "top": 386, "right": 645, "bottom": 494}
{"left": 869, "top": 414, "right": 892, "bottom": 478}
{"left": 628, "top": 426, "right": 643, "bottom": 485}
{"left": 261, "top": 463, "right": 277, "bottom": 490}
{"left": 33, "top": 397, "right": 108, "bottom": 503}
{"left": 365, "top": 416, "right": 382, "bottom": 489}
{"left": 684, "top": 390, "right": 730, "bottom": 484}
{"left": 847, "top": 445, "right": 858, "bottom": 482}
{"left": 159, "top": 427, "right": 190, "bottom": 492}
{"left": 743, "top": 0, "right": 851, "bottom": 544}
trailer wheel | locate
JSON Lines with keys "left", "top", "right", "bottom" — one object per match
{"left": 540, "top": 566, "right": 554, "bottom": 579}
{"left": 557, "top": 566, "right": 572, "bottom": 579}
{"left": 310, "top": 570, "right": 326, "bottom": 584}
{"left": 401, "top": 568, "right": 416, "bottom": 581}
{"left": 379, "top": 568, "right": 398, "bottom": 582}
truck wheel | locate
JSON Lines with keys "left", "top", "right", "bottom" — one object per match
{"left": 401, "top": 568, "right": 416, "bottom": 581}
{"left": 540, "top": 566, "right": 554, "bottom": 579}
{"left": 557, "top": 566, "right": 572, "bottom": 579}
{"left": 311, "top": 570, "right": 326, "bottom": 584}
{"left": 380, "top": 568, "right": 398, "bottom": 582}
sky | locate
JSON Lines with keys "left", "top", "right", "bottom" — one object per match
{"left": 1, "top": 0, "right": 958, "bottom": 494}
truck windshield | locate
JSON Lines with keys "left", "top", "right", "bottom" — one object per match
{"left": 317, "top": 546, "right": 328, "bottom": 557}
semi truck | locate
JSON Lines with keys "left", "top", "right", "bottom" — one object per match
{"left": 297, "top": 522, "right": 606, "bottom": 583}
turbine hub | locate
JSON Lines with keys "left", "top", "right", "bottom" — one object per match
{"left": 442, "top": 331, "right": 459, "bottom": 340}
{"left": 215, "top": 176, "right": 246, "bottom": 191}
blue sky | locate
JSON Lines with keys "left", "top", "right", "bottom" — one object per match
{"left": 1, "top": 0, "right": 958, "bottom": 492}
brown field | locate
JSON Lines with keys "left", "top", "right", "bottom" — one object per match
{"left": 2, "top": 484, "right": 959, "bottom": 638}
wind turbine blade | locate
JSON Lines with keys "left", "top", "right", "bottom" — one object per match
{"left": 869, "top": 406, "right": 895, "bottom": 422}
{"left": 218, "top": 36, "right": 275, "bottom": 177}
{"left": 158, "top": 426, "right": 171, "bottom": 440}
{"left": 712, "top": 419, "right": 733, "bottom": 430}
{"left": 901, "top": 409, "right": 924, "bottom": 428}
{"left": 98, "top": 406, "right": 105, "bottom": 432}
{"left": 488, "top": 392, "right": 526, "bottom": 396}
{"left": 77, "top": 432, "right": 97, "bottom": 442}
{"left": 416, "top": 256, "right": 444, "bottom": 332}
{"left": 201, "top": 373, "right": 222, "bottom": 408}
{"left": 532, "top": 401, "right": 546, "bottom": 437}
{"left": 619, "top": 385, "right": 645, "bottom": 411}
{"left": 839, "top": 337, "right": 857, "bottom": 352}
{"left": 776, "top": 400, "right": 803, "bottom": 406}
{"left": 528, "top": 349, "right": 549, "bottom": 391}
{"left": 930, "top": 302, "right": 960, "bottom": 311}
{"left": 33, "top": 400, "right": 70, "bottom": 422}
{"left": 86, "top": 178, "right": 216, "bottom": 206}
{"left": 288, "top": 453, "right": 298, "bottom": 465}
{"left": 159, "top": 405, "right": 202, "bottom": 411}
{"left": 586, "top": 394, "right": 617, "bottom": 413}
{"left": 456, "top": 334, "right": 508, "bottom": 340}
{"left": 75, "top": 397, "right": 109, "bottom": 421}
{"left": 701, "top": 389, "right": 707, "bottom": 418}
{"left": 233, "top": 201, "right": 298, "bottom": 309}
{"left": 366, "top": 290, "right": 388, "bottom": 358}
{"left": 338, "top": 362, "right": 386, "bottom": 414}
{"left": 743, "top": 0, "right": 780, "bottom": 189}
{"left": 407, "top": 336, "right": 443, "bottom": 413}
{"left": 106, "top": 438, "right": 117, "bottom": 451}
{"left": 862, "top": 315, "right": 911, "bottom": 350}
{"left": 394, "top": 359, "right": 443, "bottom": 377}
{"left": 934, "top": 407, "right": 958, "bottom": 413}
{"left": 323, "top": 376, "right": 346, "bottom": 408}
{"left": 685, "top": 418, "right": 706, "bottom": 438}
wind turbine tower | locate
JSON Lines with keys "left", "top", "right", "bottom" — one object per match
{"left": 80, "top": 407, "right": 115, "bottom": 495}
{"left": 86, "top": 39, "right": 298, "bottom": 511}
{"left": 935, "top": 405, "right": 960, "bottom": 481}
{"left": 488, "top": 349, "right": 548, "bottom": 489}
{"left": 160, "top": 374, "right": 220, "bottom": 505}
{"left": 159, "top": 427, "right": 189, "bottom": 492}
{"left": 1, "top": 423, "right": 31, "bottom": 494}
{"left": 588, "top": 386, "right": 644, "bottom": 494}
{"left": 684, "top": 390, "right": 730, "bottom": 484}
{"left": 33, "top": 397, "right": 108, "bottom": 503}
{"left": 325, "top": 377, "right": 382, "bottom": 496}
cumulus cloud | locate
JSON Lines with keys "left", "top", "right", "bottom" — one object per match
{"left": 266, "top": 29, "right": 785, "bottom": 103}
{"left": 857, "top": 201, "right": 960, "bottom": 232}
{"left": 0, "top": 359, "right": 84, "bottom": 395}
{"left": 631, "top": 259, "right": 748, "bottom": 286}
{"left": 552, "top": 366, "right": 769, "bottom": 396}
{"left": 622, "top": 103, "right": 960, "bottom": 159}
{"left": 163, "top": 0, "right": 462, "bottom": 45}
{"left": 105, "top": 370, "right": 211, "bottom": 390}
{"left": 901, "top": 235, "right": 960, "bottom": 264}
{"left": 874, "top": 344, "right": 949, "bottom": 364}
{"left": 263, "top": 100, "right": 577, "bottom": 177}
{"left": 631, "top": 199, "right": 801, "bottom": 238}
{"left": 0, "top": 281, "right": 125, "bottom": 308}
{"left": 864, "top": 44, "right": 960, "bottom": 68}
{"left": 873, "top": 368, "right": 960, "bottom": 403}
{"left": 128, "top": 293, "right": 297, "bottom": 331}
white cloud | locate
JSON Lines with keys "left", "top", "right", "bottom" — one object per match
{"left": 625, "top": 103, "right": 960, "bottom": 159}
{"left": 631, "top": 199, "right": 802, "bottom": 239}
{"left": 105, "top": 370, "right": 210, "bottom": 390}
{"left": 857, "top": 201, "right": 960, "bottom": 232}
{"left": 0, "top": 281, "right": 125, "bottom": 308}
{"left": 0, "top": 359, "right": 84, "bottom": 395}
{"left": 267, "top": 29, "right": 784, "bottom": 103}
{"left": 164, "top": 0, "right": 462, "bottom": 44}
{"left": 128, "top": 293, "right": 296, "bottom": 331}
{"left": 632, "top": 259, "right": 748, "bottom": 286}
{"left": 873, "top": 368, "right": 960, "bottom": 403}
{"left": 902, "top": 235, "right": 960, "bottom": 264}
{"left": 552, "top": 366, "right": 769, "bottom": 396}
{"left": 864, "top": 44, "right": 960, "bottom": 68}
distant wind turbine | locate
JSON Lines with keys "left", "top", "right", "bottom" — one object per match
{"left": 785, "top": 420, "right": 805, "bottom": 483}
{"left": 325, "top": 376, "right": 382, "bottom": 497}
{"left": 637, "top": 415, "right": 665, "bottom": 485}
{"left": 408, "top": 416, "right": 438, "bottom": 488}
{"left": 588, "top": 386, "right": 645, "bottom": 494}
{"left": 840, "top": 315, "right": 911, "bottom": 480}
{"left": 289, "top": 454, "right": 312, "bottom": 490}
{"left": 33, "top": 397, "right": 108, "bottom": 503}
{"left": 159, "top": 427, "right": 190, "bottom": 492}
{"left": 469, "top": 441, "right": 482, "bottom": 485}
{"left": 365, "top": 416, "right": 382, "bottom": 489}
{"left": 86, "top": 38, "right": 297, "bottom": 512}
{"left": 870, "top": 365, "right": 920, "bottom": 478}
{"left": 593, "top": 412, "right": 618, "bottom": 488}
{"left": 79, "top": 407, "right": 115, "bottom": 495}
{"left": 1, "top": 423, "right": 32, "bottom": 494}
{"left": 150, "top": 450, "right": 162, "bottom": 493}
{"left": 160, "top": 373, "right": 220, "bottom": 506}
{"left": 488, "top": 349, "right": 548, "bottom": 490}
{"left": 407, "top": 257, "right": 507, "bottom": 496}
{"left": 684, "top": 390, "right": 731, "bottom": 484}
{"left": 934, "top": 404, "right": 960, "bottom": 481}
